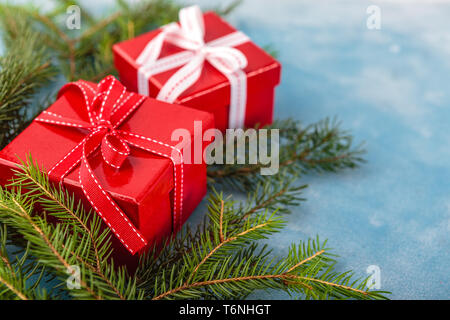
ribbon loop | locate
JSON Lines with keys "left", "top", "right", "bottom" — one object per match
{"left": 97, "top": 76, "right": 127, "bottom": 121}
{"left": 101, "top": 133, "right": 130, "bottom": 169}
{"left": 179, "top": 5, "right": 205, "bottom": 45}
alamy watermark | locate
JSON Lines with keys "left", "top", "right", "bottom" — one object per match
{"left": 66, "top": 265, "right": 81, "bottom": 289}
{"left": 366, "top": 5, "right": 381, "bottom": 30}
{"left": 366, "top": 265, "right": 381, "bottom": 289}
{"left": 66, "top": 5, "right": 81, "bottom": 30}
{"left": 171, "top": 122, "right": 280, "bottom": 175}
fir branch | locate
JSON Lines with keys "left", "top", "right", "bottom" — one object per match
{"left": 136, "top": 193, "right": 387, "bottom": 300}
{"left": 0, "top": 226, "right": 50, "bottom": 300}
{"left": 10, "top": 157, "right": 106, "bottom": 271}
{"left": 0, "top": 7, "right": 54, "bottom": 148}
{"left": 75, "top": 12, "right": 122, "bottom": 42}
{"left": 1, "top": 157, "right": 146, "bottom": 300}
{"left": 137, "top": 178, "right": 305, "bottom": 286}
{"left": 0, "top": 192, "right": 101, "bottom": 299}
{"left": 237, "top": 173, "right": 306, "bottom": 217}
{"left": 32, "top": 11, "right": 77, "bottom": 79}
{"left": 184, "top": 200, "right": 280, "bottom": 285}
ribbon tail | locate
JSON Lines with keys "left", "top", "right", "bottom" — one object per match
{"left": 225, "top": 69, "right": 247, "bottom": 129}
{"left": 46, "top": 129, "right": 99, "bottom": 181}
{"left": 138, "top": 67, "right": 150, "bottom": 96}
{"left": 79, "top": 133, "right": 147, "bottom": 255}
{"left": 48, "top": 138, "right": 84, "bottom": 182}
{"left": 119, "top": 131, "right": 184, "bottom": 232}
{"left": 136, "top": 31, "right": 165, "bottom": 66}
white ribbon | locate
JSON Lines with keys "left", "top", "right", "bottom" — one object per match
{"left": 136, "top": 5, "right": 250, "bottom": 129}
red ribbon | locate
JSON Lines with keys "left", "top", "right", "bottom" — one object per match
{"left": 35, "top": 76, "right": 184, "bottom": 255}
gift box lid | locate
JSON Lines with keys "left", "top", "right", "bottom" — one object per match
{"left": 113, "top": 11, "right": 281, "bottom": 109}
{"left": 0, "top": 83, "right": 214, "bottom": 225}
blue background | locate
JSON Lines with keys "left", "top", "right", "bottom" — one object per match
{"left": 2, "top": 0, "right": 450, "bottom": 299}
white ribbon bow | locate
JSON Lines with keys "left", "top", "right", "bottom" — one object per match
{"left": 137, "top": 5, "right": 250, "bottom": 129}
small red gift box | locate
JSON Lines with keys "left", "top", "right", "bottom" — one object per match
{"left": 0, "top": 76, "right": 213, "bottom": 263}
{"left": 113, "top": 5, "right": 281, "bottom": 132}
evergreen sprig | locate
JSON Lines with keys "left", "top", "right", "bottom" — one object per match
{"left": 131, "top": 192, "right": 387, "bottom": 300}
{"left": 0, "top": 159, "right": 389, "bottom": 300}
{"left": 0, "top": 157, "right": 144, "bottom": 300}
{"left": 0, "top": 226, "right": 49, "bottom": 300}
{"left": 0, "top": 7, "right": 55, "bottom": 148}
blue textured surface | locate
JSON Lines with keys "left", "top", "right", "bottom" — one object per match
{"left": 3, "top": 0, "right": 450, "bottom": 299}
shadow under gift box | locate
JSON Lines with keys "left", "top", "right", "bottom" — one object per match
{"left": 113, "top": 11, "right": 281, "bottom": 132}
{"left": 0, "top": 85, "right": 214, "bottom": 266}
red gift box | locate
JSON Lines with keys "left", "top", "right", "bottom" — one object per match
{"left": 113, "top": 5, "right": 281, "bottom": 132}
{"left": 0, "top": 76, "right": 213, "bottom": 263}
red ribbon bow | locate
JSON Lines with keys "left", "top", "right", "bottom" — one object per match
{"left": 35, "top": 76, "right": 184, "bottom": 255}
